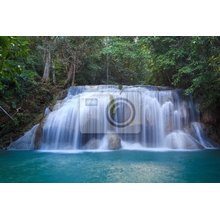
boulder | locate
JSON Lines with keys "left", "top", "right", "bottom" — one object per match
{"left": 107, "top": 133, "right": 121, "bottom": 150}
{"left": 58, "top": 89, "right": 68, "bottom": 100}
{"left": 83, "top": 138, "right": 100, "bottom": 150}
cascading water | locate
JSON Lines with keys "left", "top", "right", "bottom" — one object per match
{"left": 9, "top": 85, "right": 214, "bottom": 150}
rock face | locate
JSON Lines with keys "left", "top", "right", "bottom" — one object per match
{"left": 83, "top": 138, "right": 100, "bottom": 150}
{"left": 107, "top": 133, "right": 121, "bottom": 150}
{"left": 34, "top": 116, "right": 47, "bottom": 149}
{"left": 202, "top": 111, "right": 218, "bottom": 124}
{"left": 201, "top": 110, "right": 220, "bottom": 145}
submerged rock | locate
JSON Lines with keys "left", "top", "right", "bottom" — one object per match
{"left": 165, "top": 131, "right": 200, "bottom": 149}
{"left": 107, "top": 133, "right": 121, "bottom": 150}
{"left": 83, "top": 138, "right": 101, "bottom": 150}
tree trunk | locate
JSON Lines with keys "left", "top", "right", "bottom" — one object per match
{"left": 106, "top": 53, "right": 109, "bottom": 84}
{"left": 52, "top": 61, "right": 56, "bottom": 84}
{"left": 165, "top": 72, "right": 172, "bottom": 86}
{"left": 105, "top": 37, "right": 109, "bottom": 84}
{"left": 0, "top": 105, "right": 14, "bottom": 121}
{"left": 71, "top": 61, "right": 76, "bottom": 86}
{"left": 42, "top": 50, "right": 51, "bottom": 83}
{"left": 63, "top": 52, "right": 76, "bottom": 89}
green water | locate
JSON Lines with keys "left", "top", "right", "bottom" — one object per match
{"left": 0, "top": 149, "right": 220, "bottom": 183}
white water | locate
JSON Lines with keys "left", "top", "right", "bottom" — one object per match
{"left": 9, "top": 85, "right": 213, "bottom": 150}
{"left": 9, "top": 124, "right": 39, "bottom": 150}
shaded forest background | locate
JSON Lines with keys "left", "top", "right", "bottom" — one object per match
{"left": 0, "top": 36, "right": 220, "bottom": 147}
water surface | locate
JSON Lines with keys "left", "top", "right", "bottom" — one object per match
{"left": 0, "top": 149, "right": 220, "bottom": 183}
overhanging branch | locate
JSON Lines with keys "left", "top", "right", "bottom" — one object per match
{"left": 0, "top": 105, "right": 14, "bottom": 121}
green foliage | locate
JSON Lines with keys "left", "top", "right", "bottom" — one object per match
{"left": 11, "top": 101, "right": 16, "bottom": 109}
{"left": 1, "top": 36, "right": 220, "bottom": 113}
{"left": 68, "top": 36, "right": 150, "bottom": 85}
{"left": 102, "top": 37, "right": 148, "bottom": 84}
{"left": 144, "top": 36, "right": 220, "bottom": 111}
{"left": 0, "top": 36, "right": 29, "bottom": 91}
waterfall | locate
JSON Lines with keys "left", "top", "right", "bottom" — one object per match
{"left": 9, "top": 85, "right": 214, "bottom": 150}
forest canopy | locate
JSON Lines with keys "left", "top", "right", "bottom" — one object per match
{"left": 0, "top": 36, "right": 220, "bottom": 111}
